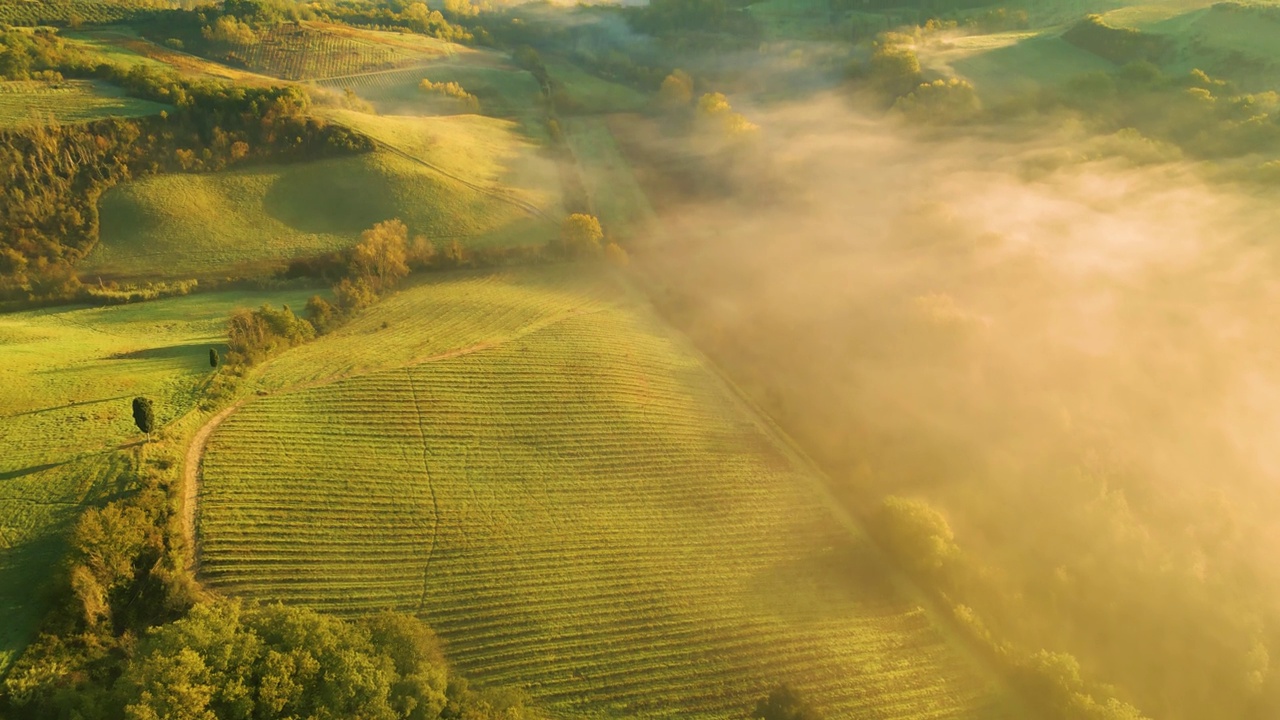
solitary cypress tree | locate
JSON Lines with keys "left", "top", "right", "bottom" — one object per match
{"left": 132, "top": 397, "right": 155, "bottom": 442}
{"left": 209, "top": 347, "right": 219, "bottom": 368}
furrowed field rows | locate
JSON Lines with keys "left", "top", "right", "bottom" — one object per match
{"left": 220, "top": 23, "right": 432, "bottom": 80}
{"left": 0, "top": 0, "right": 152, "bottom": 25}
{"left": 200, "top": 270, "right": 1010, "bottom": 718}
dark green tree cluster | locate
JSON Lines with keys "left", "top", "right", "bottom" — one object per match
{"left": 2, "top": 448, "right": 197, "bottom": 718}
{"left": 5, "top": 598, "right": 538, "bottom": 720}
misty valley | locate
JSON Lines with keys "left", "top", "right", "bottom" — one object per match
{"left": 2, "top": 0, "right": 1280, "bottom": 719}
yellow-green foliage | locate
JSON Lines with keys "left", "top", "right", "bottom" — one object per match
{"left": 0, "top": 80, "right": 169, "bottom": 129}
{"left": 199, "top": 268, "right": 1013, "bottom": 718}
{"left": 893, "top": 78, "right": 982, "bottom": 123}
{"left": 0, "top": 289, "right": 311, "bottom": 674}
{"left": 418, "top": 77, "right": 480, "bottom": 111}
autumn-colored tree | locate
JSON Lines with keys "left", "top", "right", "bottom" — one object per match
{"left": 696, "top": 92, "right": 758, "bottom": 138}
{"left": 659, "top": 69, "right": 694, "bottom": 110}
{"left": 605, "top": 242, "right": 630, "bottom": 268}
{"left": 409, "top": 235, "right": 438, "bottom": 270}
{"left": 351, "top": 219, "right": 410, "bottom": 293}
{"left": 562, "top": 214, "right": 604, "bottom": 255}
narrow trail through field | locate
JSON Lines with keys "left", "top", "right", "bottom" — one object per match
{"left": 181, "top": 305, "right": 602, "bottom": 575}
{"left": 181, "top": 398, "right": 245, "bottom": 572}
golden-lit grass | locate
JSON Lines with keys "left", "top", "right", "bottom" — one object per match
{"left": 200, "top": 267, "right": 1013, "bottom": 718}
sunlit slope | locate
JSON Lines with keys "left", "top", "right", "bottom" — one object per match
{"left": 920, "top": 31, "right": 1113, "bottom": 100}
{"left": 0, "top": 79, "right": 169, "bottom": 128}
{"left": 0, "top": 289, "right": 310, "bottom": 674}
{"left": 199, "top": 268, "right": 1014, "bottom": 718}
{"left": 84, "top": 114, "right": 560, "bottom": 281}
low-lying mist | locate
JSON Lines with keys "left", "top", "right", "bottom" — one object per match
{"left": 634, "top": 93, "right": 1280, "bottom": 718}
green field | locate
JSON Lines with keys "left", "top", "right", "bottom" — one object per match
{"left": 0, "top": 288, "right": 313, "bottom": 674}
{"left": 198, "top": 267, "right": 1014, "bottom": 718}
{"left": 0, "top": 79, "right": 169, "bottom": 128}
{"left": 83, "top": 113, "right": 562, "bottom": 282}
{"left": 317, "top": 56, "right": 544, "bottom": 118}
{"left": 545, "top": 60, "right": 650, "bottom": 115}
{"left": 920, "top": 31, "right": 1114, "bottom": 100}
{"left": 562, "top": 116, "right": 655, "bottom": 240}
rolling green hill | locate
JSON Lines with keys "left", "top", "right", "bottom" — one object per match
{"left": 198, "top": 267, "right": 1016, "bottom": 719}
{"left": 82, "top": 113, "right": 562, "bottom": 282}
{"left": 0, "top": 288, "right": 313, "bottom": 675}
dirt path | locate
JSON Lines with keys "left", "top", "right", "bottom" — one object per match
{"left": 180, "top": 399, "right": 245, "bottom": 573}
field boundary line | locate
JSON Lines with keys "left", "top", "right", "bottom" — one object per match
{"left": 404, "top": 368, "right": 440, "bottom": 612}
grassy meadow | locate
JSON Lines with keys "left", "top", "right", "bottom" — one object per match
{"left": 0, "top": 289, "right": 313, "bottom": 674}
{"left": 562, "top": 116, "right": 655, "bottom": 240}
{"left": 0, "top": 79, "right": 169, "bottom": 128}
{"left": 198, "top": 267, "right": 1015, "bottom": 718}
{"left": 83, "top": 112, "right": 562, "bottom": 282}
{"left": 316, "top": 57, "right": 544, "bottom": 118}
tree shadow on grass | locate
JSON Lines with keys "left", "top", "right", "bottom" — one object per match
{"left": 107, "top": 341, "right": 213, "bottom": 362}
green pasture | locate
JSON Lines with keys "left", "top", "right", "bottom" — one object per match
{"left": 0, "top": 289, "right": 312, "bottom": 675}
{"left": 545, "top": 60, "right": 649, "bottom": 115}
{"left": 0, "top": 79, "right": 169, "bottom": 128}
{"left": 920, "top": 30, "right": 1113, "bottom": 100}
{"left": 83, "top": 119, "right": 561, "bottom": 282}
{"left": 317, "top": 58, "right": 543, "bottom": 118}
{"left": 561, "top": 116, "right": 655, "bottom": 241}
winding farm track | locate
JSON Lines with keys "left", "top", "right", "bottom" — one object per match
{"left": 181, "top": 399, "right": 245, "bottom": 572}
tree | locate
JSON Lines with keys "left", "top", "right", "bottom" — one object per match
{"left": 208, "top": 348, "right": 219, "bottom": 368}
{"left": 562, "top": 214, "right": 604, "bottom": 255}
{"left": 659, "top": 70, "right": 694, "bottom": 110}
{"left": 605, "top": 242, "right": 630, "bottom": 267}
{"left": 351, "top": 219, "right": 410, "bottom": 293}
{"left": 753, "top": 684, "right": 823, "bottom": 720}
{"left": 132, "top": 397, "right": 155, "bottom": 441}
{"left": 874, "top": 496, "right": 960, "bottom": 585}
{"left": 867, "top": 45, "right": 922, "bottom": 99}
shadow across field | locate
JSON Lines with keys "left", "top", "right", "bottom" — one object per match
{"left": 109, "top": 341, "right": 214, "bottom": 362}
{"left": 0, "top": 461, "right": 70, "bottom": 482}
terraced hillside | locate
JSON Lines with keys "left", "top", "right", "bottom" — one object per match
{"left": 0, "top": 288, "right": 312, "bottom": 674}
{"left": 198, "top": 268, "right": 1015, "bottom": 718}
{"left": 0, "top": 0, "right": 162, "bottom": 26}
{"left": 210, "top": 23, "right": 444, "bottom": 80}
